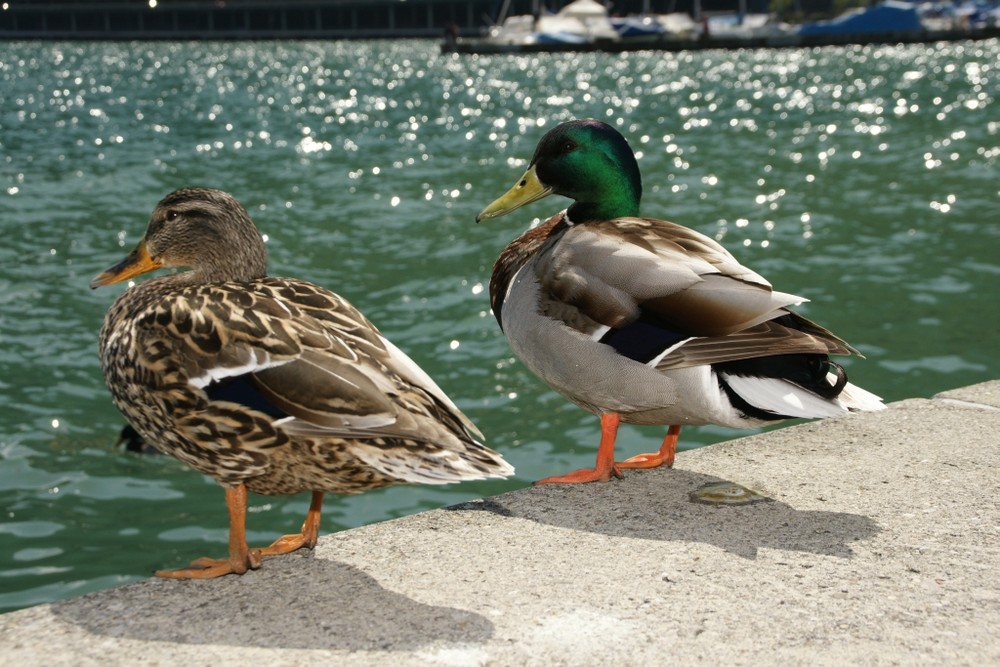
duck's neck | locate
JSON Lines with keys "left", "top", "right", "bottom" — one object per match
{"left": 567, "top": 196, "right": 639, "bottom": 224}
{"left": 564, "top": 159, "right": 642, "bottom": 223}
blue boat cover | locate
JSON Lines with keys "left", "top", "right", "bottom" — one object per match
{"left": 799, "top": 1, "right": 923, "bottom": 35}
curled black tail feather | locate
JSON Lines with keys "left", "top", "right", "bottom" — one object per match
{"left": 818, "top": 360, "right": 848, "bottom": 399}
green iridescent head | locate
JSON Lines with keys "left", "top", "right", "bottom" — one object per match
{"left": 477, "top": 119, "right": 643, "bottom": 224}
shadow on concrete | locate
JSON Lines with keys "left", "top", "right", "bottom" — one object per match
{"left": 51, "top": 554, "right": 493, "bottom": 650}
{"left": 447, "top": 467, "right": 880, "bottom": 559}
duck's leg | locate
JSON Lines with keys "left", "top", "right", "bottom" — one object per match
{"left": 156, "top": 483, "right": 263, "bottom": 579}
{"left": 617, "top": 424, "right": 681, "bottom": 469}
{"left": 258, "top": 491, "right": 325, "bottom": 556}
{"left": 536, "top": 413, "right": 624, "bottom": 484}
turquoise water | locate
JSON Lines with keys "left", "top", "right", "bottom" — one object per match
{"left": 1, "top": 39, "right": 997, "bottom": 613}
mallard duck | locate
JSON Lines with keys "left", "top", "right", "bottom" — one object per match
{"left": 477, "top": 119, "right": 884, "bottom": 485}
{"left": 92, "top": 187, "right": 513, "bottom": 579}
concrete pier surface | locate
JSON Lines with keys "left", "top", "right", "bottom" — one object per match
{"left": 1, "top": 381, "right": 998, "bottom": 666}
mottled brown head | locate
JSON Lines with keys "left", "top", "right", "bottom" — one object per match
{"left": 91, "top": 187, "right": 268, "bottom": 288}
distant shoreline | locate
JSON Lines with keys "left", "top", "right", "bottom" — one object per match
{"left": 5, "top": 3, "right": 997, "bottom": 51}
{"left": 444, "top": 27, "right": 1000, "bottom": 55}
{"left": 0, "top": 0, "right": 476, "bottom": 41}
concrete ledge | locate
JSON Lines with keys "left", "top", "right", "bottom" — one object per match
{"left": 2, "top": 381, "right": 998, "bottom": 665}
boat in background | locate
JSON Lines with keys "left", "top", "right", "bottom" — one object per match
{"left": 799, "top": 0, "right": 922, "bottom": 37}
{"left": 443, "top": 0, "right": 1000, "bottom": 54}
{"left": 702, "top": 13, "right": 797, "bottom": 42}
{"left": 655, "top": 12, "right": 700, "bottom": 38}
{"left": 611, "top": 14, "right": 669, "bottom": 40}
{"left": 484, "top": 0, "right": 619, "bottom": 47}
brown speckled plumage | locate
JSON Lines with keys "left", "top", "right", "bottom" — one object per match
{"left": 93, "top": 187, "right": 513, "bottom": 577}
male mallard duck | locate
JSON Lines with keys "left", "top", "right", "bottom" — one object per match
{"left": 92, "top": 187, "right": 513, "bottom": 578}
{"left": 477, "top": 119, "right": 883, "bottom": 485}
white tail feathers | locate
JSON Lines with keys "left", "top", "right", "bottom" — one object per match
{"left": 836, "top": 380, "right": 886, "bottom": 412}
{"left": 721, "top": 372, "right": 885, "bottom": 420}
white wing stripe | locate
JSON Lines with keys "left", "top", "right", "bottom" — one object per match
{"left": 188, "top": 351, "right": 289, "bottom": 389}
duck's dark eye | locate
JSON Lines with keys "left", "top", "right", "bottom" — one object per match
{"left": 562, "top": 141, "right": 576, "bottom": 153}
{"left": 165, "top": 210, "right": 180, "bottom": 221}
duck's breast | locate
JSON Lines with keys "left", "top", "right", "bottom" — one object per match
{"left": 500, "top": 257, "right": 681, "bottom": 416}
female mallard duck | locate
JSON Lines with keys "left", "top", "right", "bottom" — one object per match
{"left": 92, "top": 187, "right": 513, "bottom": 579}
{"left": 477, "top": 119, "right": 883, "bottom": 485}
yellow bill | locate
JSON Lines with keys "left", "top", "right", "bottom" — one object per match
{"left": 476, "top": 165, "right": 554, "bottom": 223}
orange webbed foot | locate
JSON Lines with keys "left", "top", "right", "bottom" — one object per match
{"left": 616, "top": 425, "right": 681, "bottom": 470}
{"left": 155, "top": 549, "right": 263, "bottom": 580}
{"left": 154, "top": 484, "right": 263, "bottom": 580}
{"left": 535, "top": 464, "right": 624, "bottom": 485}
{"left": 259, "top": 491, "right": 324, "bottom": 557}
{"left": 617, "top": 451, "right": 673, "bottom": 469}
{"left": 152, "top": 489, "right": 326, "bottom": 579}
{"left": 258, "top": 534, "right": 311, "bottom": 557}
{"left": 534, "top": 413, "right": 625, "bottom": 485}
